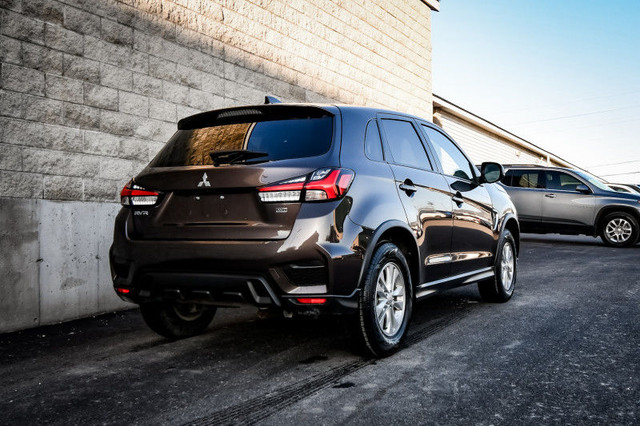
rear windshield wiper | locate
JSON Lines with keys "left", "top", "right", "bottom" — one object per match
{"left": 209, "top": 150, "right": 269, "bottom": 166}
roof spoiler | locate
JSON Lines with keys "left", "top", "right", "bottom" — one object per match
{"left": 177, "top": 104, "right": 334, "bottom": 130}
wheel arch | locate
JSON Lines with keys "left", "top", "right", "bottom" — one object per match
{"left": 358, "top": 221, "right": 420, "bottom": 291}
{"left": 595, "top": 206, "right": 640, "bottom": 234}
{"left": 503, "top": 215, "right": 520, "bottom": 255}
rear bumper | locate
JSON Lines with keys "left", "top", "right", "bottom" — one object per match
{"left": 110, "top": 204, "right": 364, "bottom": 314}
{"left": 112, "top": 269, "right": 360, "bottom": 314}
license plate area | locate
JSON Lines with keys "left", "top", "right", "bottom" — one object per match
{"left": 162, "top": 192, "right": 262, "bottom": 225}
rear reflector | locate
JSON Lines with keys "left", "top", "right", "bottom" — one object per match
{"left": 258, "top": 175, "right": 305, "bottom": 202}
{"left": 120, "top": 181, "right": 159, "bottom": 206}
{"left": 296, "top": 298, "right": 327, "bottom": 304}
{"left": 258, "top": 190, "right": 301, "bottom": 203}
{"left": 258, "top": 168, "right": 354, "bottom": 203}
{"left": 115, "top": 287, "right": 131, "bottom": 294}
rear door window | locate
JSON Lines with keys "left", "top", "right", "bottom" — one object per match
{"left": 150, "top": 116, "right": 333, "bottom": 167}
{"left": 503, "top": 170, "right": 544, "bottom": 188}
{"left": 379, "top": 119, "right": 432, "bottom": 170}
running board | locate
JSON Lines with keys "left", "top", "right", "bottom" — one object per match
{"left": 415, "top": 267, "right": 494, "bottom": 299}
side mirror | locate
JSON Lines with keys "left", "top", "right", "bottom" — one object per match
{"left": 576, "top": 184, "right": 591, "bottom": 194}
{"left": 480, "top": 162, "right": 504, "bottom": 184}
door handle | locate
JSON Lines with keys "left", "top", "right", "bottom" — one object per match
{"left": 545, "top": 193, "right": 557, "bottom": 198}
{"left": 452, "top": 191, "right": 464, "bottom": 206}
{"left": 399, "top": 179, "right": 417, "bottom": 195}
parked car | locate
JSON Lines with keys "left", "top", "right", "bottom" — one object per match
{"left": 110, "top": 101, "right": 519, "bottom": 356}
{"left": 608, "top": 183, "right": 640, "bottom": 195}
{"left": 501, "top": 165, "right": 640, "bottom": 247}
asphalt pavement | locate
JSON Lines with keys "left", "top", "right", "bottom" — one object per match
{"left": 1, "top": 234, "right": 638, "bottom": 425}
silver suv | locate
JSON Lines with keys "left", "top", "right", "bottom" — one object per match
{"left": 501, "top": 165, "right": 640, "bottom": 247}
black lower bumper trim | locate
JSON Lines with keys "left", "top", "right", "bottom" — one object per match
{"left": 119, "top": 272, "right": 281, "bottom": 308}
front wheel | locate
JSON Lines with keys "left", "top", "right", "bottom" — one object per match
{"left": 478, "top": 230, "right": 517, "bottom": 303}
{"left": 599, "top": 212, "right": 639, "bottom": 247}
{"left": 351, "top": 242, "right": 413, "bottom": 357}
{"left": 140, "top": 301, "right": 216, "bottom": 339}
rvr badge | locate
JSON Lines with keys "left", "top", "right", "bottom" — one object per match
{"left": 197, "top": 172, "right": 211, "bottom": 187}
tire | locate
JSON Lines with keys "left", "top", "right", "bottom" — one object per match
{"left": 478, "top": 230, "right": 517, "bottom": 303}
{"left": 352, "top": 242, "right": 413, "bottom": 357}
{"left": 599, "top": 212, "right": 639, "bottom": 248}
{"left": 140, "top": 301, "right": 216, "bottom": 339}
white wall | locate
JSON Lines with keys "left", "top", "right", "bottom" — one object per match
{"left": 436, "top": 112, "right": 550, "bottom": 166}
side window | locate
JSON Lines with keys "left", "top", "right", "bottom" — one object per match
{"left": 364, "top": 120, "right": 383, "bottom": 161}
{"left": 546, "top": 171, "right": 584, "bottom": 192}
{"left": 421, "top": 126, "right": 474, "bottom": 180}
{"left": 380, "top": 119, "right": 432, "bottom": 170}
{"left": 503, "top": 170, "right": 544, "bottom": 188}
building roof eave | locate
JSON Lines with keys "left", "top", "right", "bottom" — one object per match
{"left": 421, "top": 0, "right": 440, "bottom": 11}
{"left": 432, "top": 94, "right": 585, "bottom": 171}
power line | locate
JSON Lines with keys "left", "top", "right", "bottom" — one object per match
{"left": 588, "top": 159, "right": 640, "bottom": 168}
{"left": 600, "top": 171, "right": 640, "bottom": 177}
{"left": 517, "top": 116, "right": 640, "bottom": 135}
{"left": 515, "top": 104, "right": 640, "bottom": 125}
{"left": 492, "top": 89, "right": 640, "bottom": 116}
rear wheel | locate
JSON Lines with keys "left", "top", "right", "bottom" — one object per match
{"left": 478, "top": 230, "right": 516, "bottom": 303}
{"left": 599, "top": 212, "right": 639, "bottom": 247}
{"left": 351, "top": 242, "right": 413, "bottom": 357}
{"left": 140, "top": 301, "right": 216, "bottom": 339}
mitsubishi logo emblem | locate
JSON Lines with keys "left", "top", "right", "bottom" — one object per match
{"left": 197, "top": 172, "right": 211, "bottom": 187}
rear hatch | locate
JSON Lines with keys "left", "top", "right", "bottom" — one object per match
{"left": 128, "top": 105, "right": 339, "bottom": 241}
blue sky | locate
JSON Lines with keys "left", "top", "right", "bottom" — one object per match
{"left": 432, "top": 0, "right": 640, "bottom": 183}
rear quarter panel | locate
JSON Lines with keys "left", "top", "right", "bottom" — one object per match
{"left": 336, "top": 108, "right": 417, "bottom": 285}
{"left": 337, "top": 108, "right": 408, "bottom": 230}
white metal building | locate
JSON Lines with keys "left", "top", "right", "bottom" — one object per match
{"left": 433, "top": 94, "right": 581, "bottom": 169}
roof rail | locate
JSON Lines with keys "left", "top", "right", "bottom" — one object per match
{"left": 502, "top": 164, "right": 549, "bottom": 168}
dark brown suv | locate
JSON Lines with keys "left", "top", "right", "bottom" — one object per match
{"left": 110, "top": 101, "right": 520, "bottom": 356}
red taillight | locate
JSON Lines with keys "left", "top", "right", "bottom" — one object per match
{"left": 115, "top": 287, "right": 131, "bottom": 294}
{"left": 120, "top": 180, "right": 159, "bottom": 206}
{"left": 296, "top": 298, "right": 327, "bottom": 304}
{"left": 258, "top": 168, "right": 354, "bottom": 203}
{"left": 304, "top": 169, "right": 354, "bottom": 201}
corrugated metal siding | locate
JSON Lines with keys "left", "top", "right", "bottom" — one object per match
{"left": 436, "top": 112, "right": 560, "bottom": 166}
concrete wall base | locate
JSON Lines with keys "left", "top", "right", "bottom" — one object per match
{"left": 0, "top": 197, "right": 131, "bottom": 333}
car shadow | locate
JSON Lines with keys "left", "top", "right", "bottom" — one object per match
{"left": 520, "top": 233, "right": 640, "bottom": 248}
{"left": 0, "top": 287, "right": 484, "bottom": 367}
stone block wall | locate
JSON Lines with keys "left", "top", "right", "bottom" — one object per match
{"left": 0, "top": 0, "right": 436, "bottom": 332}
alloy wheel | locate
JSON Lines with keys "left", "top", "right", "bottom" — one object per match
{"left": 375, "top": 262, "right": 406, "bottom": 337}
{"left": 605, "top": 218, "right": 633, "bottom": 243}
{"left": 500, "top": 242, "right": 515, "bottom": 291}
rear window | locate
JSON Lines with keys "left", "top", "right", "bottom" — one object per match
{"left": 503, "top": 170, "right": 544, "bottom": 188}
{"left": 150, "top": 116, "right": 333, "bottom": 167}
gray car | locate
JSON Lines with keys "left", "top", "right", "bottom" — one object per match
{"left": 501, "top": 165, "right": 640, "bottom": 247}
